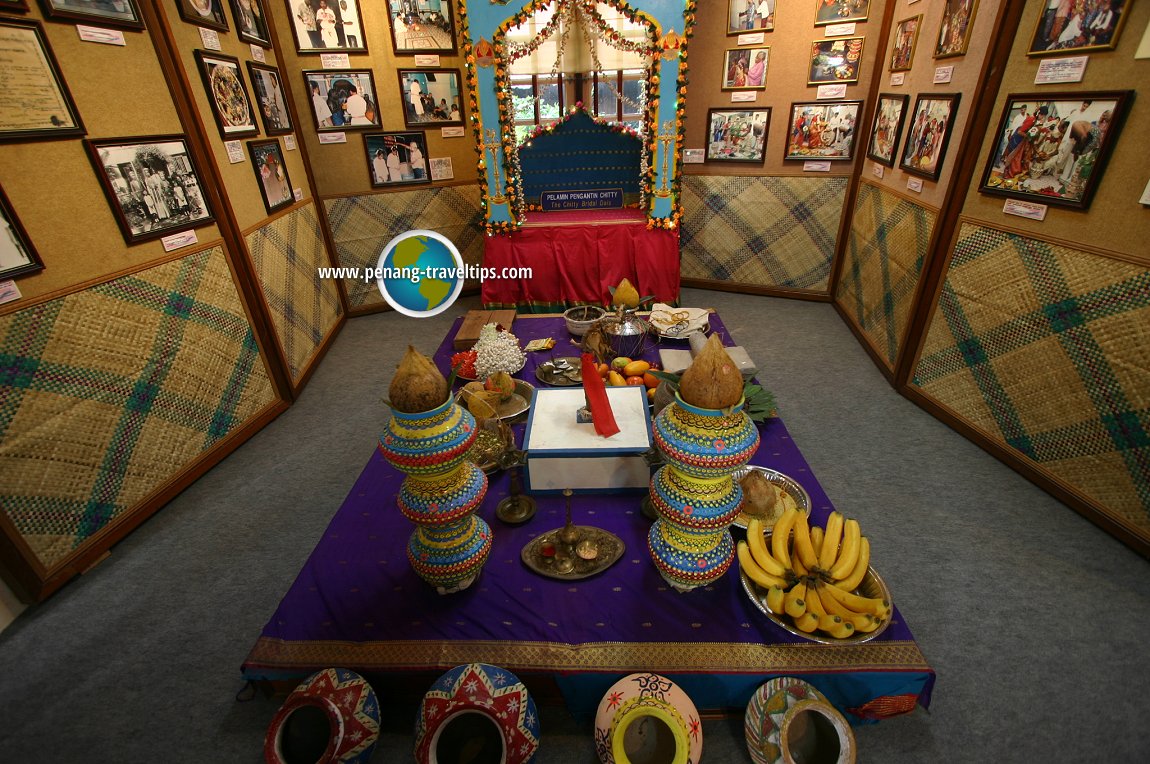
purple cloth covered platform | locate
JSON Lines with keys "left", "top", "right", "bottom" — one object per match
{"left": 242, "top": 314, "right": 935, "bottom": 721}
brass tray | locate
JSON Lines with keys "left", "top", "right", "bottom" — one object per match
{"left": 521, "top": 526, "right": 625, "bottom": 581}
{"left": 732, "top": 466, "right": 811, "bottom": 530}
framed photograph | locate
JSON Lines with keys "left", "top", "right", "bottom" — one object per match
{"left": 194, "top": 51, "right": 258, "bottom": 139}
{"left": 247, "top": 62, "right": 292, "bottom": 135}
{"left": 0, "top": 184, "right": 44, "bottom": 279}
{"left": 726, "top": 0, "right": 774, "bottom": 34}
{"left": 899, "top": 93, "right": 961, "bottom": 180}
{"left": 84, "top": 135, "right": 215, "bottom": 245}
{"left": 389, "top": 1, "right": 456, "bottom": 54}
{"left": 808, "top": 37, "right": 864, "bottom": 86}
{"left": 816, "top": 0, "right": 869, "bottom": 26}
{"left": 978, "top": 91, "right": 1131, "bottom": 210}
{"left": 890, "top": 15, "right": 922, "bottom": 72}
{"left": 1028, "top": 0, "right": 1130, "bottom": 56}
{"left": 398, "top": 69, "right": 464, "bottom": 128}
{"left": 248, "top": 139, "right": 293, "bottom": 214}
{"left": 365, "top": 131, "right": 430, "bottom": 187}
{"left": 784, "top": 100, "right": 863, "bottom": 161}
{"left": 0, "top": 19, "right": 85, "bottom": 142}
{"left": 229, "top": 0, "right": 271, "bottom": 47}
{"left": 38, "top": 0, "right": 145, "bottom": 29}
{"left": 934, "top": 0, "right": 979, "bottom": 58}
{"left": 303, "top": 69, "right": 381, "bottom": 131}
{"left": 722, "top": 47, "right": 769, "bottom": 90}
{"left": 176, "top": 0, "right": 228, "bottom": 32}
{"left": 704, "top": 108, "right": 770, "bottom": 164}
{"left": 866, "top": 93, "right": 909, "bottom": 167}
{"left": 285, "top": 0, "right": 366, "bottom": 54}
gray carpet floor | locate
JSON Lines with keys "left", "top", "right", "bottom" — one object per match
{"left": 1, "top": 287, "right": 1148, "bottom": 762}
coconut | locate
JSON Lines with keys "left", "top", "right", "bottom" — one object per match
{"left": 678, "top": 334, "right": 744, "bottom": 409}
{"left": 611, "top": 278, "right": 640, "bottom": 309}
{"left": 740, "top": 471, "right": 781, "bottom": 525}
{"left": 388, "top": 345, "right": 449, "bottom": 413}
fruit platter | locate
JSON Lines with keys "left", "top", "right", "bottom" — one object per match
{"left": 456, "top": 373, "right": 534, "bottom": 422}
{"left": 738, "top": 508, "right": 892, "bottom": 644}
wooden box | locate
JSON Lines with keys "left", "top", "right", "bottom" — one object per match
{"left": 452, "top": 309, "right": 518, "bottom": 350}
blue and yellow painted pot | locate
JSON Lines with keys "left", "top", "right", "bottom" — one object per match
{"left": 378, "top": 396, "right": 476, "bottom": 477}
{"left": 652, "top": 394, "right": 759, "bottom": 479}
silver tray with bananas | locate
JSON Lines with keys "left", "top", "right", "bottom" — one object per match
{"left": 731, "top": 466, "right": 811, "bottom": 530}
{"left": 740, "top": 559, "right": 892, "bottom": 645}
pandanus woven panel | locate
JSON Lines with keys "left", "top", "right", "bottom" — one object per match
{"left": 245, "top": 204, "right": 343, "bottom": 383}
{"left": 324, "top": 186, "right": 484, "bottom": 311}
{"left": 680, "top": 175, "right": 848, "bottom": 293}
{"left": 914, "top": 223, "right": 1150, "bottom": 536}
{"left": 0, "top": 248, "right": 277, "bottom": 571}
{"left": 837, "top": 182, "right": 936, "bottom": 367}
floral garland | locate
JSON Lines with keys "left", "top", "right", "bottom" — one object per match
{"left": 647, "top": 0, "right": 695, "bottom": 231}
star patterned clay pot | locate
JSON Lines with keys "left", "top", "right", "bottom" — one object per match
{"left": 263, "top": 668, "right": 380, "bottom": 764}
{"left": 744, "top": 677, "right": 856, "bottom": 764}
{"left": 593, "top": 673, "right": 702, "bottom": 764}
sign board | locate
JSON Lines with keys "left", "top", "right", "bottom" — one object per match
{"left": 540, "top": 188, "right": 624, "bottom": 212}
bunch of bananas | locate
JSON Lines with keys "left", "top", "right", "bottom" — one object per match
{"left": 737, "top": 507, "right": 890, "bottom": 639}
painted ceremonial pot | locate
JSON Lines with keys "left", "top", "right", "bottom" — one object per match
{"left": 648, "top": 394, "right": 759, "bottom": 590}
{"left": 378, "top": 396, "right": 492, "bottom": 593}
{"left": 745, "top": 677, "right": 856, "bottom": 764}
{"left": 593, "top": 673, "right": 702, "bottom": 764}
{"left": 415, "top": 663, "right": 540, "bottom": 764}
{"left": 263, "top": 668, "right": 380, "bottom": 764}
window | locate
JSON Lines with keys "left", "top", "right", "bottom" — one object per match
{"left": 592, "top": 69, "right": 646, "bottom": 132}
{"left": 511, "top": 73, "right": 566, "bottom": 143}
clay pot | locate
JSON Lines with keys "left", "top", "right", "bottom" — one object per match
{"left": 744, "top": 677, "right": 856, "bottom": 764}
{"left": 263, "top": 668, "right": 380, "bottom": 764}
{"left": 593, "top": 673, "right": 702, "bottom": 764}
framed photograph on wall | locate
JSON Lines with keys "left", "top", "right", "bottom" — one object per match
{"left": 248, "top": 139, "right": 293, "bottom": 214}
{"left": 704, "top": 108, "right": 770, "bottom": 164}
{"left": 194, "top": 50, "right": 258, "bottom": 138}
{"left": 229, "top": 0, "right": 271, "bottom": 47}
{"left": 388, "top": 1, "right": 456, "bottom": 54}
{"left": 890, "top": 15, "right": 922, "bottom": 72}
{"left": 84, "top": 135, "right": 215, "bottom": 245}
{"left": 365, "top": 131, "right": 431, "bottom": 187}
{"left": 899, "top": 93, "right": 961, "bottom": 180}
{"left": 722, "top": 47, "right": 769, "bottom": 90}
{"left": 0, "top": 19, "right": 85, "bottom": 142}
{"left": 398, "top": 69, "right": 464, "bottom": 128}
{"left": 816, "top": 0, "right": 869, "bottom": 26}
{"left": 285, "top": 0, "right": 366, "bottom": 54}
{"left": 176, "top": 0, "right": 228, "bottom": 32}
{"left": 38, "top": 0, "right": 145, "bottom": 29}
{"left": 303, "top": 69, "right": 380, "bottom": 131}
{"left": 246, "top": 62, "right": 292, "bottom": 135}
{"left": 866, "top": 93, "right": 909, "bottom": 167}
{"left": 934, "top": 0, "right": 979, "bottom": 58}
{"left": 0, "top": 184, "right": 45, "bottom": 279}
{"left": 807, "top": 37, "right": 864, "bottom": 86}
{"left": 1027, "top": 0, "right": 1130, "bottom": 56}
{"left": 784, "top": 100, "right": 863, "bottom": 160}
{"left": 727, "top": 0, "right": 774, "bottom": 34}
{"left": 978, "top": 91, "right": 1131, "bottom": 210}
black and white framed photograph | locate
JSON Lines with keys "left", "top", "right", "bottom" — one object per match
{"left": 808, "top": 37, "right": 864, "bottom": 86}
{"left": 285, "top": 0, "right": 366, "bottom": 53}
{"left": 229, "top": 0, "right": 271, "bottom": 47}
{"left": 365, "top": 131, "right": 430, "bottom": 187}
{"left": 785, "top": 100, "right": 863, "bottom": 161}
{"left": 978, "top": 91, "right": 1131, "bottom": 210}
{"left": 38, "top": 0, "right": 145, "bottom": 30}
{"left": 176, "top": 0, "right": 229, "bottom": 32}
{"left": 398, "top": 68, "right": 463, "bottom": 128}
{"left": 704, "top": 108, "right": 770, "bottom": 164}
{"left": 194, "top": 50, "right": 258, "bottom": 139}
{"left": 722, "top": 47, "right": 769, "bottom": 90}
{"left": 303, "top": 69, "right": 380, "bottom": 131}
{"left": 866, "top": 93, "right": 909, "bottom": 167}
{"left": 816, "top": 0, "right": 869, "bottom": 26}
{"left": 247, "top": 62, "right": 292, "bottom": 135}
{"left": 1027, "top": 0, "right": 1130, "bottom": 56}
{"left": 389, "top": 0, "right": 457, "bottom": 54}
{"left": 899, "top": 93, "right": 961, "bottom": 180}
{"left": 0, "top": 183, "right": 44, "bottom": 279}
{"left": 727, "top": 0, "right": 774, "bottom": 34}
{"left": 0, "top": 18, "right": 85, "bottom": 142}
{"left": 84, "top": 135, "right": 215, "bottom": 245}
{"left": 248, "top": 139, "right": 293, "bottom": 214}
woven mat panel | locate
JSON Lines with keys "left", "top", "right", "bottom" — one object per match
{"left": 245, "top": 204, "right": 343, "bottom": 382}
{"left": 680, "top": 175, "right": 848, "bottom": 292}
{"left": 837, "top": 183, "right": 936, "bottom": 366}
{"left": 0, "top": 248, "right": 277, "bottom": 570}
{"left": 914, "top": 223, "right": 1150, "bottom": 533}
{"left": 324, "top": 186, "right": 484, "bottom": 311}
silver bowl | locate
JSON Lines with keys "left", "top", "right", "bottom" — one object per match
{"left": 731, "top": 466, "right": 811, "bottom": 530}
